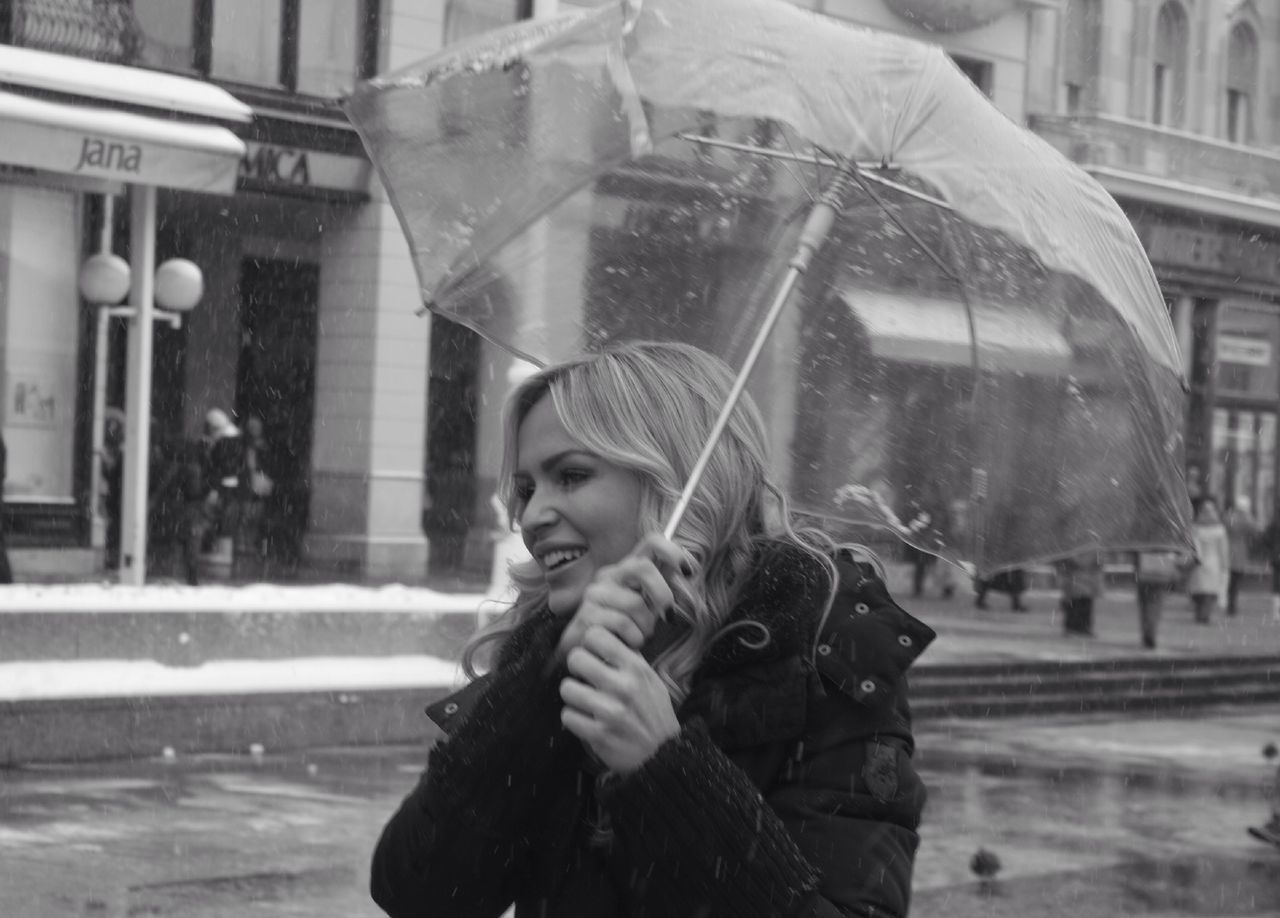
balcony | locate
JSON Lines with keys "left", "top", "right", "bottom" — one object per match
{"left": 1030, "top": 112, "right": 1280, "bottom": 226}
{"left": 0, "top": 0, "right": 145, "bottom": 66}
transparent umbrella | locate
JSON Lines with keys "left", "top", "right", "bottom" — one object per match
{"left": 345, "top": 0, "right": 1192, "bottom": 575}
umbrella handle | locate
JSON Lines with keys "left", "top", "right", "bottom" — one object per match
{"left": 663, "top": 162, "right": 860, "bottom": 541}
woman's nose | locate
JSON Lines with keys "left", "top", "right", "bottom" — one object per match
{"left": 519, "top": 490, "right": 558, "bottom": 533}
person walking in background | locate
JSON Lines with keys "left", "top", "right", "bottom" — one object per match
{"left": 0, "top": 433, "right": 13, "bottom": 584}
{"left": 974, "top": 567, "right": 1027, "bottom": 611}
{"left": 1187, "top": 497, "right": 1229, "bottom": 624}
{"left": 1223, "top": 497, "right": 1258, "bottom": 617}
{"left": 1264, "top": 516, "right": 1280, "bottom": 623}
{"left": 238, "top": 415, "right": 274, "bottom": 579}
{"left": 1247, "top": 741, "right": 1280, "bottom": 850}
{"left": 101, "top": 407, "right": 125, "bottom": 572}
{"left": 1058, "top": 550, "right": 1104, "bottom": 637}
{"left": 1133, "top": 549, "right": 1182, "bottom": 649}
{"left": 204, "top": 408, "right": 245, "bottom": 569}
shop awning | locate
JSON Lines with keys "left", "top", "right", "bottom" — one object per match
{"left": 0, "top": 90, "right": 245, "bottom": 194}
{"left": 838, "top": 290, "right": 1075, "bottom": 374}
{"left": 0, "top": 46, "right": 251, "bottom": 194}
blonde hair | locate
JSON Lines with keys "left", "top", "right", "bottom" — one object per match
{"left": 461, "top": 341, "right": 837, "bottom": 700}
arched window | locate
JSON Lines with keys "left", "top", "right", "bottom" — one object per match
{"left": 1225, "top": 22, "right": 1259, "bottom": 143}
{"left": 1062, "top": 0, "right": 1102, "bottom": 113}
{"left": 1151, "top": 2, "right": 1188, "bottom": 127}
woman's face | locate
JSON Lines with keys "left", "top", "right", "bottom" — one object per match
{"left": 514, "top": 395, "right": 644, "bottom": 614}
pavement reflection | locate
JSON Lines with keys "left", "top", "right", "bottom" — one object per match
{"left": 1, "top": 709, "right": 1277, "bottom": 917}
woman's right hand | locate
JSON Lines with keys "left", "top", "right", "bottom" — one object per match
{"left": 555, "top": 534, "right": 694, "bottom": 662}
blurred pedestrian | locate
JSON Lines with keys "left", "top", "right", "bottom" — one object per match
{"left": 204, "top": 408, "right": 245, "bottom": 570}
{"left": 1223, "top": 497, "right": 1258, "bottom": 617}
{"left": 101, "top": 407, "right": 125, "bottom": 571}
{"left": 1264, "top": 517, "right": 1280, "bottom": 623}
{"left": 1132, "top": 549, "right": 1181, "bottom": 650}
{"left": 1247, "top": 742, "right": 1280, "bottom": 850}
{"left": 237, "top": 415, "right": 274, "bottom": 579}
{"left": 0, "top": 433, "right": 12, "bottom": 584}
{"left": 1187, "top": 497, "right": 1229, "bottom": 624}
{"left": 974, "top": 568, "right": 1027, "bottom": 611}
{"left": 1058, "top": 550, "right": 1104, "bottom": 637}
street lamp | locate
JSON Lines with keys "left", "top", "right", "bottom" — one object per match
{"left": 80, "top": 233, "right": 205, "bottom": 584}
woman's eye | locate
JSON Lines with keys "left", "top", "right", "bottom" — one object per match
{"left": 558, "top": 468, "right": 590, "bottom": 487}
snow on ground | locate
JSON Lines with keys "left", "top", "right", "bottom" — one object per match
{"left": 0, "top": 655, "right": 466, "bottom": 701}
{"left": 0, "top": 582, "right": 491, "bottom": 614}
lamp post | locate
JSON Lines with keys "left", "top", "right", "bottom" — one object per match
{"left": 79, "top": 192, "right": 204, "bottom": 585}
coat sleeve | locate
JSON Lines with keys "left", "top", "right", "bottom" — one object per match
{"left": 597, "top": 560, "right": 934, "bottom": 918}
{"left": 369, "top": 609, "right": 578, "bottom": 918}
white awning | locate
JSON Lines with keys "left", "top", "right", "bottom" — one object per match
{"left": 0, "top": 90, "right": 245, "bottom": 194}
{"left": 0, "top": 45, "right": 251, "bottom": 123}
{"left": 839, "top": 290, "right": 1074, "bottom": 374}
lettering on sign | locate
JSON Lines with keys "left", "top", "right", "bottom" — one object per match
{"left": 239, "top": 144, "right": 311, "bottom": 187}
{"left": 1216, "top": 334, "right": 1273, "bottom": 367}
{"left": 74, "top": 137, "right": 142, "bottom": 174}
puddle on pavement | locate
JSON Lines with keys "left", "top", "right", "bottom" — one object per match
{"left": 914, "top": 854, "right": 1280, "bottom": 918}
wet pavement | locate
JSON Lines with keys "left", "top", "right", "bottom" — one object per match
{"left": 1, "top": 708, "right": 1278, "bottom": 917}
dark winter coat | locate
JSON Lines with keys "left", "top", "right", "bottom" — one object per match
{"left": 370, "top": 543, "right": 936, "bottom": 918}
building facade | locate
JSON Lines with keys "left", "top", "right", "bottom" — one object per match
{"left": 1028, "top": 0, "right": 1280, "bottom": 532}
{"left": 0, "top": 0, "right": 465, "bottom": 581}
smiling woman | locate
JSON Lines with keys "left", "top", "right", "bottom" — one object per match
{"left": 370, "top": 341, "right": 937, "bottom": 918}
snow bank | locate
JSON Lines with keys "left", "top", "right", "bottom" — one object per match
{"left": 0, "top": 582, "right": 491, "bottom": 614}
{"left": 0, "top": 655, "right": 466, "bottom": 701}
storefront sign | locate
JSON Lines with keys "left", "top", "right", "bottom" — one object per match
{"left": 1217, "top": 334, "right": 1273, "bottom": 367}
{"left": 1216, "top": 303, "right": 1280, "bottom": 401}
{"left": 238, "top": 142, "right": 370, "bottom": 196}
{"left": 1140, "top": 220, "right": 1280, "bottom": 289}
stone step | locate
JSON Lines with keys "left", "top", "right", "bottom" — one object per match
{"left": 910, "top": 663, "right": 1280, "bottom": 699}
{"left": 911, "top": 681, "right": 1280, "bottom": 720}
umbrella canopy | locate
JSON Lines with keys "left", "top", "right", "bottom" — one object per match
{"left": 346, "top": 0, "right": 1192, "bottom": 574}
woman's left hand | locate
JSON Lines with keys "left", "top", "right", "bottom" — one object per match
{"left": 560, "top": 625, "right": 680, "bottom": 774}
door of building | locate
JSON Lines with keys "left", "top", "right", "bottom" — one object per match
{"left": 234, "top": 257, "right": 319, "bottom": 568}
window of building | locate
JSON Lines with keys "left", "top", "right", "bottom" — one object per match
{"left": 1061, "top": 0, "right": 1101, "bottom": 113}
{"left": 1151, "top": 2, "right": 1188, "bottom": 127}
{"left": 128, "top": 0, "right": 378, "bottom": 98}
{"left": 1225, "top": 22, "right": 1258, "bottom": 143}
{"left": 133, "top": 0, "right": 199, "bottom": 73}
{"left": 949, "top": 55, "right": 993, "bottom": 97}
{"left": 210, "top": 0, "right": 284, "bottom": 87}
{"left": 297, "top": 0, "right": 363, "bottom": 96}
{"left": 444, "top": 0, "right": 532, "bottom": 44}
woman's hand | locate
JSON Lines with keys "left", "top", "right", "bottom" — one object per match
{"left": 555, "top": 533, "right": 694, "bottom": 662}
{"left": 560, "top": 625, "right": 681, "bottom": 774}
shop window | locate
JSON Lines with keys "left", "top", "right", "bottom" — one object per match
{"left": 1225, "top": 22, "right": 1257, "bottom": 143}
{"left": 1151, "top": 2, "right": 1188, "bottom": 127}
{"left": 0, "top": 186, "right": 82, "bottom": 504}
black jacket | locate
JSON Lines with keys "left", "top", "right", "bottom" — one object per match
{"left": 371, "top": 543, "right": 936, "bottom": 917}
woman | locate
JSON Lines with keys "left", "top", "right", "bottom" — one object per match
{"left": 1187, "top": 497, "right": 1229, "bottom": 624}
{"left": 371, "top": 342, "right": 935, "bottom": 918}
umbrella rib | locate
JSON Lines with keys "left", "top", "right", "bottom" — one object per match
{"left": 675, "top": 133, "right": 952, "bottom": 209}
{"left": 851, "top": 170, "right": 961, "bottom": 285}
